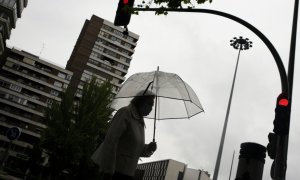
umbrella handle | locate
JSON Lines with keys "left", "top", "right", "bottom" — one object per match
{"left": 152, "top": 66, "right": 159, "bottom": 143}
{"left": 152, "top": 119, "right": 156, "bottom": 142}
{"left": 153, "top": 96, "right": 158, "bottom": 143}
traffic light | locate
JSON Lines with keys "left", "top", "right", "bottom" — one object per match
{"left": 114, "top": 0, "right": 135, "bottom": 27}
{"left": 273, "top": 93, "right": 290, "bottom": 135}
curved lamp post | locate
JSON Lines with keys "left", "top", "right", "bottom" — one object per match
{"left": 213, "top": 37, "right": 252, "bottom": 180}
{"left": 134, "top": 7, "right": 294, "bottom": 180}
{"left": 134, "top": 8, "right": 288, "bottom": 94}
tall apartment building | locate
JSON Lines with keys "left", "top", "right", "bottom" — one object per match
{"left": 0, "top": 47, "right": 72, "bottom": 170}
{"left": 0, "top": 0, "right": 28, "bottom": 55}
{"left": 66, "top": 15, "right": 139, "bottom": 97}
{"left": 136, "top": 159, "right": 211, "bottom": 180}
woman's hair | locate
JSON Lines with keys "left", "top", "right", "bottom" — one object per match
{"left": 131, "top": 90, "right": 155, "bottom": 107}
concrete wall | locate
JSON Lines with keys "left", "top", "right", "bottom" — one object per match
{"left": 183, "top": 168, "right": 200, "bottom": 180}
{"left": 165, "top": 159, "right": 185, "bottom": 180}
{"left": 199, "top": 171, "right": 211, "bottom": 180}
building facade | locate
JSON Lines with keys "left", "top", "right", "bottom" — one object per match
{"left": 136, "top": 159, "right": 211, "bottom": 180}
{"left": 0, "top": 47, "right": 72, "bottom": 170}
{"left": 0, "top": 0, "right": 28, "bottom": 55}
{"left": 183, "top": 168, "right": 211, "bottom": 180}
{"left": 0, "top": 13, "right": 140, "bottom": 174}
{"left": 66, "top": 15, "right": 139, "bottom": 97}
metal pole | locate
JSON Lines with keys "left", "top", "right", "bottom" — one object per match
{"left": 212, "top": 48, "right": 241, "bottom": 180}
{"left": 153, "top": 66, "right": 159, "bottom": 142}
{"left": 274, "top": 0, "right": 299, "bottom": 179}
{"left": 213, "top": 37, "right": 252, "bottom": 180}
{"left": 229, "top": 150, "right": 235, "bottom": 180}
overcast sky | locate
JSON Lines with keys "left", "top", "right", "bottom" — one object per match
{"left": 6, "top": 0, "right": 300, "bottom": 180}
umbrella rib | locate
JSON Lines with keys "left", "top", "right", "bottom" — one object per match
{"left": 145, "top": 109, "right": 204, "bottom": 120}
{"left": 178, "top": 75, "right": 192, "bottom": 117}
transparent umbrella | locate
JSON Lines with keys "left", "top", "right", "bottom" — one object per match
{"left": 111, "top": 67, "right": 204, "bottom": 141}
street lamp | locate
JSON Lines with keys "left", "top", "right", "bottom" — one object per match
{"left": 125, "top": 7, "right": 293, "bottom": 180}
{"left": 212, "top": 37, "right": 252, "bottom": 180}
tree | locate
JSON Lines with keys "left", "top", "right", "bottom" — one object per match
{"left": 136, "top": 0, "right": 212, "bottom": 15}
{"left": 41, "top": 77, "right": 114, "bottom": 179}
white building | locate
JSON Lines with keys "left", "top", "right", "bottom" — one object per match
{"left": 183, "top": 168, "right": 211, "bottom": 180}
{"left": 136, "top": 159, "right": 211, "bottom": 180}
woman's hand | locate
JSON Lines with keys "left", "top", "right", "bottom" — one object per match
{"left": 145, "top": 142, "right": 157, "bottom": 157}
{"left": 148, "top": 142, "right": 157, "bottom": 152}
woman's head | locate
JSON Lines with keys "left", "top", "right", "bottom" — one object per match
{"left": 131, "top": 91, "right": 155, "bottom": 116}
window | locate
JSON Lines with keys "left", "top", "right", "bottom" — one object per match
{"left": 115, "top": 70, "right": 122, "bottom": 76}
{"left": 63, "top": 84, "right": 68, "bottom": 89}
{"left": 100, "top": 63, "right": 112, "bottom": 71}
{"left": 82, "top": 73, "right": 92, "bottom": 82}
{"left": 50, "top": 89, "right": 59, "bottom": 96}
{"left": 57, "top": 72, "right": 66, "bottom": 79}
{"left": 9, "top": 84, "right": 22, "bottom": 92}
{"left": 53, "top": 81, "right": 63, "bottom": 88}
{"left": 46, "top": 99, "right": 53, "bottom": 105}
{"left": 105, "top": 50, "right": 117, "bottom": 58}
{"left": 89, "top": 59, "right": 99, "bottom": 65}
{"left": 5, "top": 61, "right": 14, "bottom": 67}
{"left": 112, "top": 78, "right": 119, "bottom": 84}
{"left": 117, "top": 63, "right": 124, "bottom": 69}
{"left": 23, "top": 57, "right": 35, "bottom": 65}
{"left": 76, "top": 89, "right": 82, "bottom": 95}
{"left": 127, "top": 36, "right": 134, "bottom": 42}
{"left": 5, "top": 94, "right": 27, "bottom": 105}
{"left": 120, "top": 56, "right": 127, "bottom": 62}
{"left": 111, "top": 36, "right": 121, "bottom": 44}
{"left": 102, "top": 25, "right": 112, "bottom": 31}
{"left": 113, "top": 29, "right": 124, "bottom": 38}
{"left": 0, "top": 80, "right": 9, "bottom": 87}
{"left": 122, "top": 49, "right": 130, "bottom": 55}
{"left": 124, "top": 43, "right": 132, "bottom": 49}
{"left": 66, "top": 75, "right": 72, "bottom": 81}
{"left": 94, "top": 44, "right": 104, "bottom": 52}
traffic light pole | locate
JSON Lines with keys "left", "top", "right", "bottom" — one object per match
{"left": 274, "top": 0, "right": 299, "bottom": 179}
{"left": 133, "top": 7, "right": 291, "bottom": 180}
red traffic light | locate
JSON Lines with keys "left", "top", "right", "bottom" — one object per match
{"left": 278, "top": 98, "right": 288, "bottom": 106}
{"left": 114, "top": 0, "right": 135, "bottom": 26}
{"left": 277, "top": 93, "right": 289, "bottom": 107}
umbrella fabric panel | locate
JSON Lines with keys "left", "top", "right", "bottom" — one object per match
{"left": 111, "top": 97, "right": 204, "bottom": 120}
{"left": 115, "top": 71, "right": 201, "bottom": 103}
{"left": 153, "top": 71, "right": 193, "bottom": 101}
{"left": 112, "top": 70, "right": 204, "bottom": 120}
{"left": 145, "top": 97, "right": 204, "bottom": 120}
{"left": 115, "top": 72, "right": 156, "bottom": 98}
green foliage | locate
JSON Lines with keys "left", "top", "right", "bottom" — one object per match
{"left": 41, "top": 77, "right": 114, "bottom": 179}
{"left": 137, "top": 0, "right": 212, "bottom": 15}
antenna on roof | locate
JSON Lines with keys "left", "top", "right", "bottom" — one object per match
{"left": 39, "top": 43, "right": 45, "bottom": 57}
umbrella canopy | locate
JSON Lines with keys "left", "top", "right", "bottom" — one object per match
{"left": 112, "top": 69, "right": 204, "bottom": 120}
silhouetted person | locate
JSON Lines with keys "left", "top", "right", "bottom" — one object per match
{"left": 91, "top": 91, "right": 157, "bottom": 180}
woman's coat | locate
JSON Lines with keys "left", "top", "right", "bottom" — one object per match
{"left": 91, "top": 104, "right": 150, "bottom": 177}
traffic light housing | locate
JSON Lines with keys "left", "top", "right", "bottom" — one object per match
{"left": 267, "top": 132, "right": 277, "bottom": 159}
{"left": 273, "top": 93, "right": 290, "bottom": 135}
{"left": 114, "top": 0, "right": 135, "bottom": 27}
